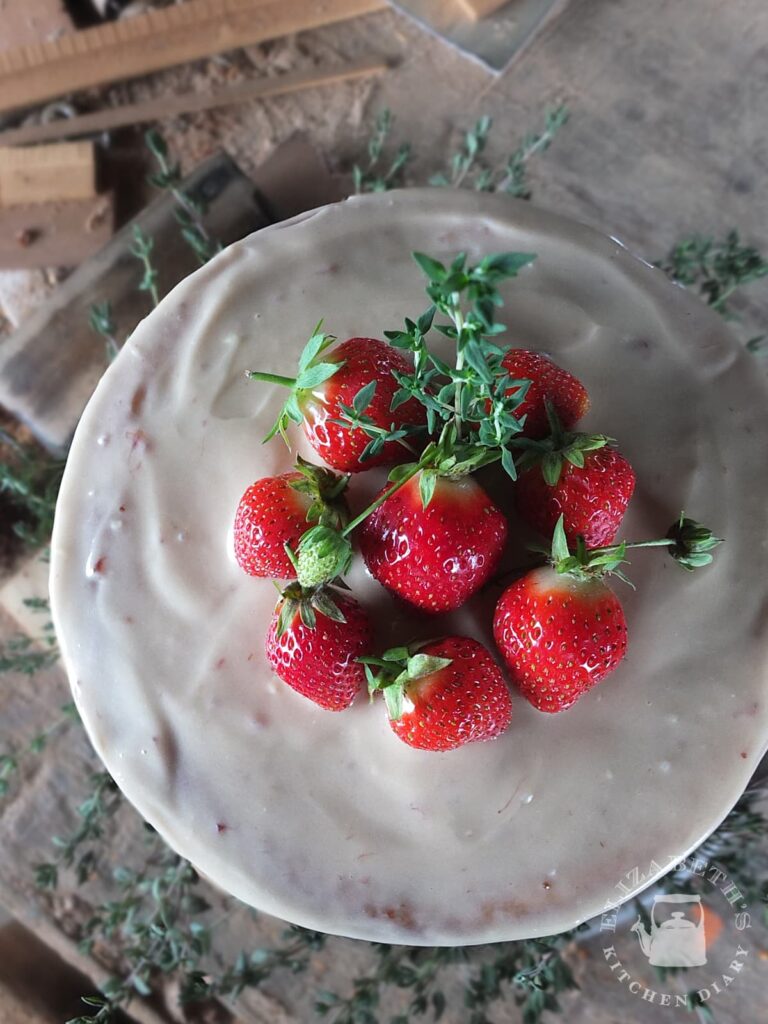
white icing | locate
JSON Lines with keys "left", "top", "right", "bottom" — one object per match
{"left": 50, "top": 190, "right": 768, "bottom": 945}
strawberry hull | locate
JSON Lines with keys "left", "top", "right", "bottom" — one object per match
{"left": 359, "top": 473, "right": 508, "bottom": 612}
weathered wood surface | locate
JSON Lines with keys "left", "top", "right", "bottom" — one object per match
{"left": 0, "top": 151, "right": 270, "bottom": 454}
{"left": 0, "top": 193, "right": 114, "bottom": 270}
{"left": 0, "top": 142, "right": 96, "bottom": 207}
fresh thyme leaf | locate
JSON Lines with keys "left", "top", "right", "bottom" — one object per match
{"left": 353, "top": 109, "right": 412, "bottom": 194}
{"left": 352, "top": 380, "right": 377, "bottom": 415}
{"left": 655, "top": 229, "right": 768, "bottom": 318}
{"left": 498, "top": 104, "right": 570, "bottom": 199}
{"left": 0, "top": 431, "right": 65, "bottom": 549}
{"left": 130, "top": 225, "right": 160, "bottom": 308}
{"left": 146, "top": 129, "right": 221, "bottom": 265}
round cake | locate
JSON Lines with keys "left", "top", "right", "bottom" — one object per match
{"left": 50, "top": 189, "right": 768, "bottom": 945}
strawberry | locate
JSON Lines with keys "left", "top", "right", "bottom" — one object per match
{"left": 493, "top": 514, "right": 722, "bottom": 713}
{"left": 233, "top": 458, "right": 348, "bottom": 579}
{"left": 494, "top": 564, "right": 627, "bottom": 713}
{"left": 363, "top": 637, "right": 512, "bottom": 751}
{"left": 358, "top": 470, "right": 508, "bottom": 612}
{"left": 248, "top": 327, "right": 426, "bottom": 473}
{"left": 514, "top": 403, "right": 635, "bottom": 547}
{"left": 266, "top": 585, "right": 373, "bottom": 711}
{"left": 516, "top": 442, "right": 636, "bottom": 548}
{"left": 500, "top": 349, "right": 589, "bottom": 439}
{"left": 493, "top": 519, "right": 629, "bottom": 713}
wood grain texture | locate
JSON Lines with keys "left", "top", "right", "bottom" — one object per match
{"left": 0, "top": 193, "right": 113, "bottom": 269}
{"left": 0, "top": 0, "right": 388, "bottom": 116}
{"left": 0, "top": 142, "right": 95, "bottom": 206}
{"left": 0, "top": 58, "right": 388, "bottom": 148}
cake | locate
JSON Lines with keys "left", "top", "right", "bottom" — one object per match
{"left": 50, "top": 189, "right": 768, "bottom": 945}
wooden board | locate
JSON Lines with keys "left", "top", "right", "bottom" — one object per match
{"left": 0, "top": 58, "right": 388, "bottom": 148}
{"left": 0, "top": 151, "right": 270, "bottom": 452}
{"left": 0, "top": 142, "right": 95, "bottom": 206}
{"left": 0, "top": 193, "right": 113, "bottom": 270}
{"left": 0, "top": 0, "right": 387, "bottom": 116}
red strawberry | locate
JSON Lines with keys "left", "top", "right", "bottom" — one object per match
{"left": 494, "top": 566, "right": 627, "bottom": 713}
{"left": 493, "top": 517, "right": 628, "bottom": 713}
{"left": 493, "top": 512, "right": 723, "bottom": 713}
{"left": 358, "top": 471, "right": 508, "bottom": 612}
{"left": 516, "top": 444, "right": 636, "bottom": 548}
{"left": 364, "top": 637, "right": 512, "bottom": 751}
{"left": 266, "top": 586, "right": 372, "bottom": 711}
{"left": 501, "top": 349, "right": 589, "bottom": 438}
{"left": 249, "top": 330, "right": 426, "bottom": 473}
{"left": 233, "top": 459, "right": 348, "bottom": 579}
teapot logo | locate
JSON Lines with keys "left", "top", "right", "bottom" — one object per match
{"left": 631, "top": 894, "right": 707, "bottom": 967}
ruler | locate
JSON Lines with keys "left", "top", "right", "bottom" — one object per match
{"left": 0, "top": 0, "right": 388, "bottom": 116}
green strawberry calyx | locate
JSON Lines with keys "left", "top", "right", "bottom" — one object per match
{"left": 545, "top": 512, "right": 723, "bottom": 585}
{"left": 360, "top": 642, "right": 452, "bottom": 721}
{"left": 664, "top": 513, "right": 724, "bottom": 571}
{"left": 275, "top": 581, "right": 347, "bottom": 638}
{"left": 515, "top": 400, "right": 612, "bottom": 486}
{"left": 247, "top": 322, "right": 342, "bottom": 446}
{"left": 288, "top": 455, "right": 350, "bottom": 532}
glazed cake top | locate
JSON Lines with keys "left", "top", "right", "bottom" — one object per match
{"left": 50, "top": 189, "right": 768, "bottom": 945}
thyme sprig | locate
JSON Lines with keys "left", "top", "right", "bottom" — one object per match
{"left": 655, "top": 230, "right": 768, "bottom": 317}
{"left": 130, "top": 225, "right": 160, "bottom": 308}
{"left": 343, "top": 249, "right": 537, "bottom": 493}
{"left": 353, "top": 109, "right": 411, "bottom": 195}
{"left": 146, "top": 128, "right": 221, "bottom": 265}
{"left": 0, "top": 682, "right": 76, "bottom": 799}
{"left": 0, "top": 428, "right": 65, "bottom": 548}
{"left": 89, "top": 301, "right": 120, "bottom": 363}
{"left": 430, "top": 106, "right": 570, "bottom": 196}
{"left": 429, "top": 115, "right": 493, "bottom": 188}
{"left": 35, "top": 771, "right": 123, "bottom": 889}
{"left": 355, "top": 106, "right": 568, "bottom": 199}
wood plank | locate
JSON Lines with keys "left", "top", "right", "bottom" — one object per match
{"left": 454, "top": 0, "right": 509, "bottom": 19}
{"left": 0, "top": 142, "right": 95, "bottom": 207}
{"left": 0, "top": 193, "right": 113, "bottom": 270}
{"left": 0, "top": 152, "right": 271, "bottom": 452}
{"left": 0, "top": 0, "right": 388, "bottom": 116}
{"left": 0, "top": 58, "right": 388, "bottom": 148}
